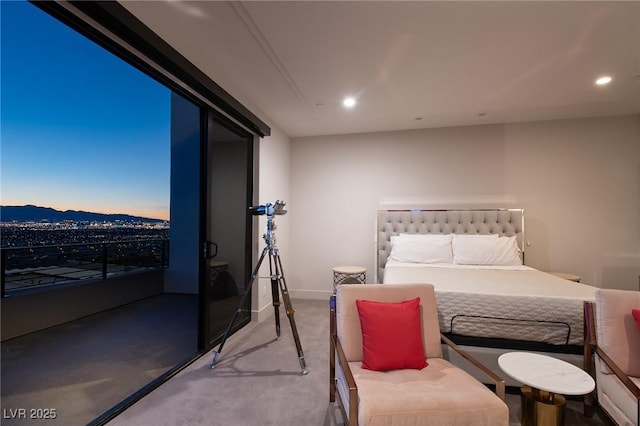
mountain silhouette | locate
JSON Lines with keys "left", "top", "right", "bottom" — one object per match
{"left": 0, "top": 205, "right": 165, "bottom": 223}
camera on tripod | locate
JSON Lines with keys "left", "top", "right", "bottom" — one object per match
{"left": 249, "top": 200, "right": 287, "bottom": 216}
{"left": 210, "top": 197, "right": 308, "bottom": 375}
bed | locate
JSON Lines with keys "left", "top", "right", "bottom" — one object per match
{"left": 376, "top": 209, "right": 597, "bottom": 385}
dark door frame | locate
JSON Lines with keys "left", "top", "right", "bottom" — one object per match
{"left": 199, "top": 109, "right": 256, "bottom": 352}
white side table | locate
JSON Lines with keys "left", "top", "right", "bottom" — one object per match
{"left": 498, "top": 352, "right": 595, "bottom": 426}
{"left": 332, "top": 266, "right": 366, "bottom": 294}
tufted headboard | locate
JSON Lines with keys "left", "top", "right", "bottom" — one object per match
{"left": 377, "top": 209, "right": 524, "bottom": 282}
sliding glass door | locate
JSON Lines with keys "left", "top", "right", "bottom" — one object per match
{"left": 201, "top": 111, "right": 254, "bottom": 350}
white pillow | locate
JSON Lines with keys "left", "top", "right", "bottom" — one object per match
{"left": 389, "top": 233, "right": 453, "bottom": 264}
{"left": 452, "top": 234, "right": 522, "bottom": 266}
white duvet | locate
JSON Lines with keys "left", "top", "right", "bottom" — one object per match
{"left": 383, "top": 261, "right": 596, "bottom": 345}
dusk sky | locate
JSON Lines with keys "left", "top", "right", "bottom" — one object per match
{"left": 1, "top": 1, "right": 171, "bottom": 220}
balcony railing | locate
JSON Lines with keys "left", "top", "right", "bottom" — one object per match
{"left": 1, "top": 239, "right": 169, "bottom": 297}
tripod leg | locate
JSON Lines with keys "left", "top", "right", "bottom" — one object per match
{"left": 269, "top": 251, "right": 282, "bottom": 340}
{"left": 209, "top": 247, "right": 267, "bottom": 369}
{"left": 274, "top": 252, "right": 309, "bottom": 375}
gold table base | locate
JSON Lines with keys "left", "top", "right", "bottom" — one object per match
{"left": 521, "top": 385, "right": 566, "bottom": 426}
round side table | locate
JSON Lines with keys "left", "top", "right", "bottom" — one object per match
{"left": 498, "top": 352, "right": 594, "bottom": 426}
{"left": 332, "top": 266, "right": 366, "bottom": 294}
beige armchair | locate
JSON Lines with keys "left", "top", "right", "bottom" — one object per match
{"left": 329, "top": 283, "right": 508, "bottom": 426}
{"left": 586, "top": 288, "right": 640, "bottom": 426}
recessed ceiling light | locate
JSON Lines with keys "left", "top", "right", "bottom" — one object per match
{"left": 343, "top": 97, "right": 356, "bottom": 108}
{"left": 595, "top": 76, "right": 612, "bottom": 85}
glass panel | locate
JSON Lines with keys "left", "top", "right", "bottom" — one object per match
{"left": 1, "top": 3, "right": 196, "bottom": 424}
{"left": 205, "top": 113, "right": 253, "bottom": 347}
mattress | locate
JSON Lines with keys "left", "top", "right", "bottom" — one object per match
{"left": 383, "top": 262, "right": 596, "bottom": 346}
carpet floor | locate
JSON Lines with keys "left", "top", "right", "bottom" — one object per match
{"left": 107, "top": 299, "right": 610, "bottom": 426}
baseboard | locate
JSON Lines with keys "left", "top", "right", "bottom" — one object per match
{"left": 251, "top": 302, "right": 275, "bottom": 323}
{"left": 288, "top": 288, "right": 332, "bottom": 300}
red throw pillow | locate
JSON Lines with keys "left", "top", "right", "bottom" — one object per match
{"left": 356, "top": 297, "right": 428, "bottom": 371}
{"left": 632, "top": 309, "right": 640, "bottom": 331}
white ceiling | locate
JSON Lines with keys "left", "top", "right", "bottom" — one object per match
{"left": 121, "top": 1, "right": 640, "bottom": 138}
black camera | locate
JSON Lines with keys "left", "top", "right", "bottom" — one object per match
{"left": 249, "top": 200, "right": 287, "bottom": 216}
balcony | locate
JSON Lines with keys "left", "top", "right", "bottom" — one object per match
{"left": 1, "top": 239, "right": 169, "bottom": 297}
{"left": 1, "top": 239, "right": 170, "bottom": 341}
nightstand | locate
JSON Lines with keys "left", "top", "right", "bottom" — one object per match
{"left": 332, "top": 266, "right": 366, "bottom": 294}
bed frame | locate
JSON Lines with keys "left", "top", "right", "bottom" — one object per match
{"left": 376, "top": 208, "right": 591, "bottom": 388}
{"left": 377, "top": 208, "right": 524, "bottom": 283}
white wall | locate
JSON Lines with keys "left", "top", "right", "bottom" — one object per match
{"left": 287, "top": 115, "right": 640, "bottom": 298}
{"left": 252, "top": 122, "right": 292, "bottom": 320}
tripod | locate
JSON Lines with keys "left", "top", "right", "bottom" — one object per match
{"left": 209, "top": 202, "right": 308, "bottom": 375}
